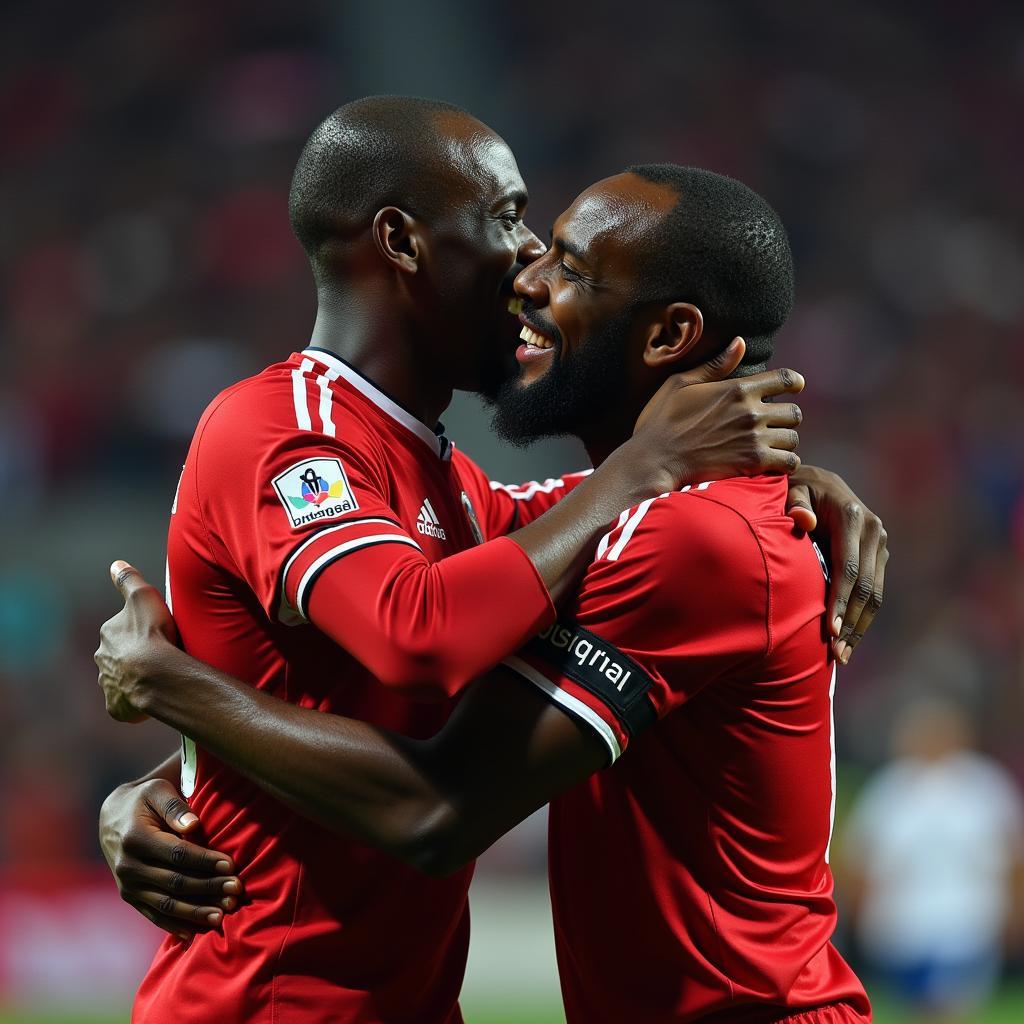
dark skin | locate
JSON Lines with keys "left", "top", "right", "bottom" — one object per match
{"left": 99, "top": 101, "right": 835, "bottom": 929}
{"left": 96, "top": 114, "right": 822, "bottom": 936}
{"left": 97, "top": 174, "right": 889, "bottom": 933}
{"left": 305, "top": 114, "right": 807, "bottom": 605}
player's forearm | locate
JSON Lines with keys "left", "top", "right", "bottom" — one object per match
{"left": 131, "top": 644, "right": 454, "bottom": 867}
{"left": 307, "top": 535, "right": 556, "bottom": 700}
{"left": 507, "top": 440, "right": 669, "bottom": 604}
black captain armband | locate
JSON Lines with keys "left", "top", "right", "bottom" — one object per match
{"left": 524, "top": 621, "right": 657, "bottom": 739}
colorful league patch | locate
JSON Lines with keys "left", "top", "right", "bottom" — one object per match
{"left": 273, "top": 457, "right": 360, "bottom": 528}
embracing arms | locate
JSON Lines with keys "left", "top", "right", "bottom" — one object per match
{"left": 97, "top": 461, "right": 888, "bottom": 903}
{"left": 101, "top": 626, "right": 592, "bottom": 878}
{"left": 268, "top": 340, "right": 805, "bottom": 698}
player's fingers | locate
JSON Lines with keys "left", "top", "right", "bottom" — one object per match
{"left": 674, "top": 338, "right": 745, "bottom": 385}
{"left": 109, "top": 559, "right": 146, "bottom": 597}
{"left": 841, "top": 542, "right": 888, "bottom": 664}
{"left": 131, "top": 889, "right": 225, "bottom": 930}
{"left": 751, "top": 447, "right": 800, "bottom": 476}
{"left": 834, "top": 513, "right": 884, "bottom": 663}
{"left": 835, "top": 516, "right": 884, "bottom": 643}
{"left": 826, "top": 502, "right": 863, "bottom": 639}
{"left": 763, "top": 403, "right": 803, "bottom": 429}
{"left": 143, "top": 781, "right": 199, "bottom": 833}
{"left": 136, "top": 865, "right": 242, "bottom": 908}
{"left": 741, "top": 367, "right": 805, "bottom": 400}
{"left": 785, "top": 482, "right": 817, "bottom": 533}
{"left": 764, "top": 428, "right": 800, "bottom": 452}
{"left": 129, "top": 827, "right": 235, "bottom": 876}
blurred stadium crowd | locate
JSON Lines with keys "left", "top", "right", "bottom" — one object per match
{"left": 1, "top": 0, "right": 1022, "bottom": 1015}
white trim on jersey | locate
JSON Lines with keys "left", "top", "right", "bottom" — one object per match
{"left": 599, "top": 482, "right": 715, "bottom": 562}
{"left": 317, "top": 367, "right": 341, "bottom": 437}
{"left": 293, "top": 533, "right": 421, "bottom": 619}
{"left": 503, "top": 655, "right": 622, "bottom": 764}
{"left": 596, "top": 510, "right": 631, "bottom": 561}
{"left": 302, "top": 347, "right": 450, "bottom": 459}
{"left": 825, "top": 661, "right": 838, "bottom": 864}
{"left": 606, "top": 497, "right": 662, "bottom": 562}
{"left": 291, "top": 357, "right": 315, "bottom": 430}
{"left": 166, "top": 557, "right": 197, "bottom": 799}
{"left": 488, "top": 469, "right": 593, "bottom": 501}
{"left": 280, "top": 517, "right": 409, "bottom": 606}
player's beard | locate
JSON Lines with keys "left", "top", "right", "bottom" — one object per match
{"left": 489, "top": 305, "right": 633, "bottom": 447}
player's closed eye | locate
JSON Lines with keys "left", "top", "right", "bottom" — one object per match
{"left": 560, "top": 261, "right": 584, "bottom": 283}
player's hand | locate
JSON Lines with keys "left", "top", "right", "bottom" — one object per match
{"left": 632, "top": 338, "right": 804, "bottom": 492}
{"left": 100, "top": 778, "right": 243, "bottom": 941}
{"left": 785, "top": 465, "right": 888, "bottom": 665}
{"left": 95, "top": 561, "right": 177, "bottom": 722}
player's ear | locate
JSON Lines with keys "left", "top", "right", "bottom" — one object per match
{"left": 372, "top": 207, "right": 420, "bottom": 274}
{"left": 642, "top": 301, "right": 704, "bottom": 369}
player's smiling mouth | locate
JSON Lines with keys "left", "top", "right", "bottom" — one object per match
{"left": 512, "top": 309, "right": 557, "bottom": 366}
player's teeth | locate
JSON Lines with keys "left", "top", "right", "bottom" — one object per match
{"left": 507, "top": 298, "right": 524, "bottom": 315}
{"left": 518, "top": 325, "right": 553, "bottom": 350}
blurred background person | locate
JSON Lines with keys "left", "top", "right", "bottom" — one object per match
{"left": 841, "top": 696, "right": 1024, "bottom": 1023}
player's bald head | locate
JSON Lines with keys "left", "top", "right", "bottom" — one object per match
{"left": 288, "top": 95, "right": 498, "bottom": 275}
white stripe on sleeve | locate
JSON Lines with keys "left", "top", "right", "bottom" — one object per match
{"left": 317, "top": 367, "right": 340, "bottom": 437}
{"left": 502, "top": 655, "right": 621, "bottom": 764}
{"left": 606, "top": 495, "right": 667, "bottom": 562}
{"left": 596, "top": 509, "right": 631, "bottom": 561}
{"left": 280, "top": 518, "right": 406, "bottom": 595}
{"left": 291, "top": 358, "right": 315, "bottom": 430}
{"left": 293, "top": 533, "right": 421, "bottom": 618}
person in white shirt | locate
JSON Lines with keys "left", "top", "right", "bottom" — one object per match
{"left": 841, "top": 696, "right": 1024, "bottom": 1022}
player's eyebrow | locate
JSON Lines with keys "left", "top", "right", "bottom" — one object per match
{"left": 550, "top": 231, "right": 589, "bottom": 266}
{"left": 494, "top": 188, "right": 528, "bottom": 210}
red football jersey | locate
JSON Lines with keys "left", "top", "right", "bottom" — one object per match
{"left": 507, "top": 475, "right": 871, "bottom": 1024}
{"left": 136, "top": 346, "right": 585, "bottom": 1024}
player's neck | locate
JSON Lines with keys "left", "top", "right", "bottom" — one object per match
{"left": 309, "top": 291, "right": 452, "bottom": 429}
{"left": 579, "top": 391, "right": 649, "bottom": 472}
{"left": 580, "top": 425, "right": 631, "bottom": 471}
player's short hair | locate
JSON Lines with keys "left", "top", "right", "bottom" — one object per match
{"left": 625, "top": 164, "right": 794, "bottom": 374}
{"left": 289, "top": 95, "right": 474, "bottom": 275}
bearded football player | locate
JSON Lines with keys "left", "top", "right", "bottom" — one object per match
{"left": 98, "top": 161, "right": 882, "bottom": 1023}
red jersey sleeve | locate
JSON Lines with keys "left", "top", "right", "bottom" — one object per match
{"left": 192, "top": 382, "right": 554, "bottom": 699}
{"left": 505, "top": 490, "right": 769, "bottom": 762}
{"left": 453, "top": 450, "right": 593, "bottom": 538}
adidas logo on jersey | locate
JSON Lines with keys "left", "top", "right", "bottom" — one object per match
{"left": 416, "top": 498, "right": 447, "bottom": 540}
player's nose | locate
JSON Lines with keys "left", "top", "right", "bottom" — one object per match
{"left": 517, "top": 225, "right": 546, "bottom": 266}
{"left": 513, "top": 255, "right": 548, "bottom": 303}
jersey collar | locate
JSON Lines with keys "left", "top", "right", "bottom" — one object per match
{"left": 302, "top": 347, "right": 451, "bottom": 461}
